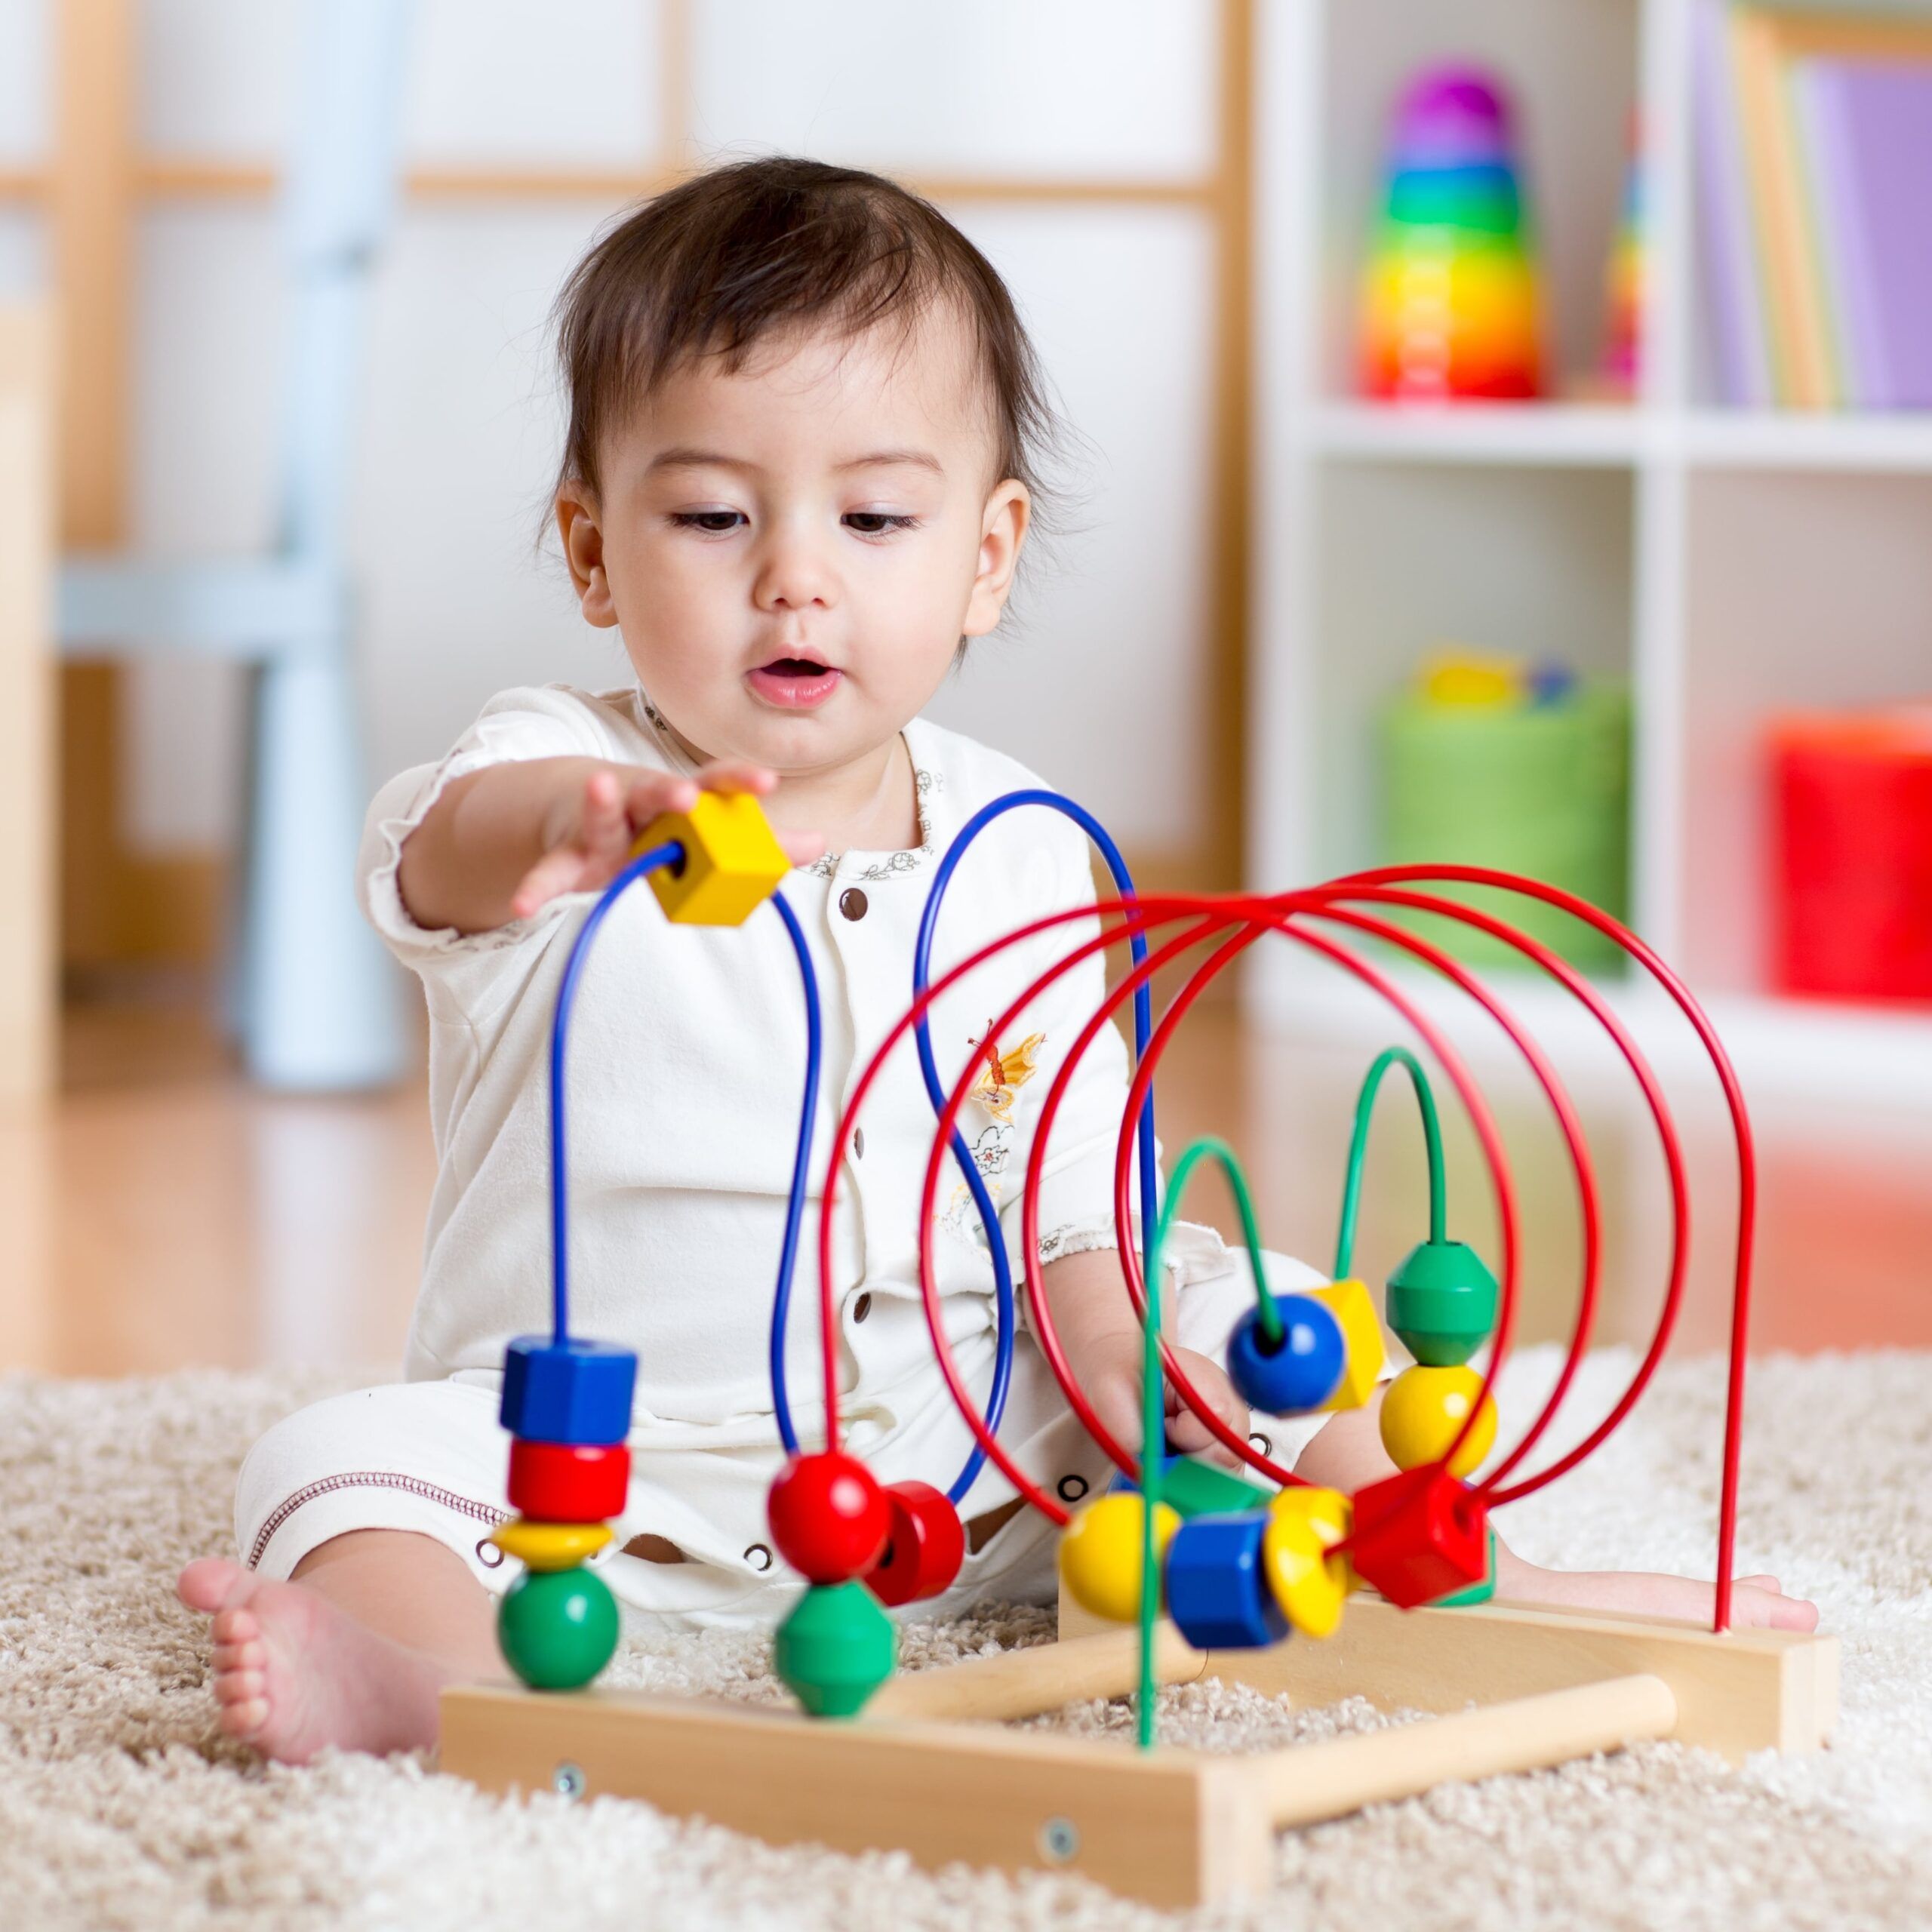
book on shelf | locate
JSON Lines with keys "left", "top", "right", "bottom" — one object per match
{"left": 1696, "top": 2, "right": 1932, "bottom": 411}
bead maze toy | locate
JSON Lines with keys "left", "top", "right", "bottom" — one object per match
{"left": 439, "top": 786, "right": 1838, "bottom": 1909}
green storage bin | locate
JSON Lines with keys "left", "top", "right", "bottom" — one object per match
{"left": 1377, "top": 685, "right": 1631, "bottom": 972}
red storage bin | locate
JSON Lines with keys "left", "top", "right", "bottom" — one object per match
{"left": 1770, "top": 709, "right": 1932, "bottom": 1003}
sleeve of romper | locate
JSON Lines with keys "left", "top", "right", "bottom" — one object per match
{"left": 356, "top": 684, "right": 621, "bottom": 1021}
{"left": 994, "top": 814, "right": 1230, "bottom": 1307}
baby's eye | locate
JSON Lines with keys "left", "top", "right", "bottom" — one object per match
{"left": 668, "top": 509, "right": 746, "bottom": 534}
{"left": 844, "top": 511, "right": 919, "bottom": 537}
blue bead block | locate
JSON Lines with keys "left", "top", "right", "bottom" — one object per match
{"left": 1163, "top": 1511, "right": 1289, "bottom": 1651}
{"left": 1225, "top": 1296, "right": 1346, "bottom": 1415}
{"left": 500, "top": 1335, "right": 638, "bottom": 1446}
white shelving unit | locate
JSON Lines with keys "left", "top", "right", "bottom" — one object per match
{"left": 1247, "top": 0, "right": 1932, "bottom": 1112}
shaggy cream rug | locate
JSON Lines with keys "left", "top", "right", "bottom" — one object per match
{"left": 0, "top": 1348, "right": 1927, "bottom": 1930}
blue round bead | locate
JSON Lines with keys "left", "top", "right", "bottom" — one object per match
{"left": 1224, "top": 1296, "right": 1345, "bottom": 1414}
{"left": 1163, "top": 1510, "right": 1288, "bottom": 1651}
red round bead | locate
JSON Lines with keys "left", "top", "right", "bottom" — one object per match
{"left": 507, "top": 1438, "right": 631, "bottom": 1522}
{"left": 767, "top": 1452, "right": 891, "bottom": 1583}
{"left": 863, "top": 1480, "right": 966, "bottom": 1607}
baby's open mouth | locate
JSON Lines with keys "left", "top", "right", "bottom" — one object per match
{"left": 748, "top": 656, "right": 844, "bottom": 709}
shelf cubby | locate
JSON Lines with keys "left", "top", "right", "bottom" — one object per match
{"left": 1251, "top": 0, "right": 1932, "bottom": 1115}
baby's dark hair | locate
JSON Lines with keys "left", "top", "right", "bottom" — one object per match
{"left": 550, "top": 155, "right": 1071, "bottom": 537}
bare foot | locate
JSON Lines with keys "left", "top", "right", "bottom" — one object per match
{"left": 1496, "top": 1554, "right": 1820, "bottom": 1632}
{"left": 177, "top": 1558, "right": 454, "bottom": 1763}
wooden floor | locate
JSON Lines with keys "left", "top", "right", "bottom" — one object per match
{"left": 3, "top": 990, "right": 1929, "bottom": 1377}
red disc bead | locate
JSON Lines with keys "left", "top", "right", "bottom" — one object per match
{"left": 507, "top": 1438, "right": 632, "bottom": 1522}
{"left": 768, "top": 1452, "right": 891, "bottom": 1584}
{"left": 863, "top": 1480, "right": 966, "bottom": 1607}
{"left": 1348, "top": 1466, "right": 1490, "bottom": 1609}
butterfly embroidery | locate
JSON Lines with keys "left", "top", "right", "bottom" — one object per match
{"left": 969, "top": 1026, "right": 1044, "bottom": 1122}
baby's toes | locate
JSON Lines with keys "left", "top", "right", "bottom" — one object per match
{"left": 211, "top": 1605, "right": 260, "bottom": 1648}
{"left": 217, "top": 1694, "right": 269, "bottom": 1740}
{"left": 213, "top": 1638, "right": 263, "bottom": 1672}
{"left": 214, "top": 1668, "right": 265, "bottom": 1707}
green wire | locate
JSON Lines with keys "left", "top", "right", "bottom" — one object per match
{"left": 1332, "top": 1046, "right": 1447, "bottom": 1280}
{"left": 1136, "top": 1134, "right": 1276, "bottom": 1749}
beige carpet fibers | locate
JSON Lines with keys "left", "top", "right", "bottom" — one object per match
{"left": 1, "top": 1348, "right": 1928, "bottom": 1930}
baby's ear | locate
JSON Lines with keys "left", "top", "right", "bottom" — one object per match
{"left": 557, "top": 484, "right": 618, "bottom": 627}
{"left": 962, "top": 478, "right": 1030, "bottom": 638}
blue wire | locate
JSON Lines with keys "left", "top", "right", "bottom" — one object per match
{"left": 766, "top": 890, "right": 823, "bottom": 1458}
{"left": 912, "top": 789, "right": 1158, "bottom": 1505}
{"left": 548, "top": 841, "right": 685, "bottom": 1340}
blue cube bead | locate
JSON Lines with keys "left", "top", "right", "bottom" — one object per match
{"left": 1163, "top": 1510, "right": 1288, "bottom": 1651}
{"left": 1224, "top": 1296, "right": 1345, "bottom": 1415}
{"left": 500, "top": 1335, "right": 637, "bottom": 1446}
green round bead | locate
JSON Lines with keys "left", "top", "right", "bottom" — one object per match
{"left": 1386, "top": 1239, "right": 1500, "bottom": 1367}
{"left": 497, "top": 1564, "right": 620, "bottom": 1690}
{"left": 774, "top": 1580, "right": 897, "bottom": 1718}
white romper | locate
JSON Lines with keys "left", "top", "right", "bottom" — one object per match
{"left": 233, "top": 685, "right": 1334, "bottom": 1630}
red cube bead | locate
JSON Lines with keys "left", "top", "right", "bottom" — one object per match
{"left": 768, "top": 1452, "right": 891, "bottom": 1584}
{"left": 507, "top": 1438, "right": 632, "bottom": 1522}
{"left": 863, "top": 1481, "right": 965, "bottom": 1607}
{"left": 1348, "top": 1466, "right": 1490, "bottom": 1609}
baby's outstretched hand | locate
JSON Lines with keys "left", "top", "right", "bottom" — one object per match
{"left": 509, "top": 761, "right": 826, "bottom": 919}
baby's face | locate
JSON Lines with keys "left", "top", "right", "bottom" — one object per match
{"left": 558, "top": 304, "right": 1029, "bottom": 779}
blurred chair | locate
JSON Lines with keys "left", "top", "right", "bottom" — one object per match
{"left": 57, "top": 0, "right": 414, "bottom": 1088}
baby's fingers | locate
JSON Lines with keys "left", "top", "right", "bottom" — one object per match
{"left": 618, "top": 771, "right": 700, "bottom": 834}
{"left": 508, "top": 844, "right": 592, "bottom": 920}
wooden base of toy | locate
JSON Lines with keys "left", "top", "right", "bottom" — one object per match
{"left": 438, "top": 1593, "right": 1837, "bottom": 1909}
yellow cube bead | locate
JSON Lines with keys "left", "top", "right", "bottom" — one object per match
{"left": 635, "top": 790, "right": 789, "bottom": 927}
{"left": 1057, "top": 1494, "right": 1181, "bottom": 1625}
{"left": 1305, "top": 1277, "right": 1386, "bottom": 1411}
{"left": 1262, "top": 1485, "right": 1354, "bottom": 1638}
{"left": 488, "top": 1516, "right": 614, "bottom": 1572}
{"left": 1378, "top": 1364, "right": 1499, "bottom": 1478}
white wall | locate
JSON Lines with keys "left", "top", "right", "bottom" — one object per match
{"left": 1, "top": 0, "right": 1225, "bottom": 859}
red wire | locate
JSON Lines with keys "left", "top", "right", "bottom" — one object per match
{"left": 1294, "top": 884, "right": 1690, "bottom": 1503}
{"left": 1098, "top": 908, "right": 1543, "bottom": 1490}
{"left": 952, "top": 913, "right": 1235, "bottom": 1487}
{"left": 1343, "top": 865, "right": 1756, "bottom": 1632}
{"left": 814, "top": 889, "right": 1223, "bottom": 1514}
{"left": 808, "top": 859, "right": 1751, "bottom": 1632}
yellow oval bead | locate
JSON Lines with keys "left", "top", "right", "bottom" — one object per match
{"left": 1378, "top": 1364, "right": 1498, "bottom": 1477}
{"left": 1262, "top": 1487, "right": 1353, "bottom": 1638}
{"left": 1056, "top": 1494, "right": 1181, "bottom": 1624}
{"left": 488, "top": 1517, "right": 614, "bottom": 1572}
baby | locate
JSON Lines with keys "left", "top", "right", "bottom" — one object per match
{"left": 177, "top": 157, "right": 1814, "bottom": 1765}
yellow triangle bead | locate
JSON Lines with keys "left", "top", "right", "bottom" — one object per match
{"left": 1303, "top": 1278, "right": 1386, "bottom": 1411}
{"left": 488, "top": 1517, "right": 614, "bottom": 1572}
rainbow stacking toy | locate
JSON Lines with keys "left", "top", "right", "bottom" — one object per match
{"left": 1361, "top": 66, "right": 1544, "bottom": 401}
{"left": 438, "top": 786, "right": 1837, "bottom": 1910}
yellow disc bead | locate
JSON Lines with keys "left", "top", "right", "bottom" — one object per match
{"left": 1262, "top": 1486, "right": 1353, "bottom": 1638}
{"left": 1378, "top": 1364, "right": 1498, "bottom": 1477}
{"left": 488, "top": 1516, "right": 614, "bottom": 1572}
{"left": 1057, "top": 1494, "right": 1181, "bottom": 1625}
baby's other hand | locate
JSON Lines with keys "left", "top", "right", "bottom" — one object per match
{"left": 1084, "top": 1334, "right": 1251, "bottom": 1472}
{"left": 509, "top": 761, "right": 825, "bottom": 919}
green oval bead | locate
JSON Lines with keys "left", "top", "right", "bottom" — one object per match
{"left": 775, "top": 1580, "right": 897, "bottom": 1718}
{"left": 1386, "top": 1239, "right": 1500, "bottom": 1367}
{"left": 497, "top": 1564, "right": 620, "bottom": 1690}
